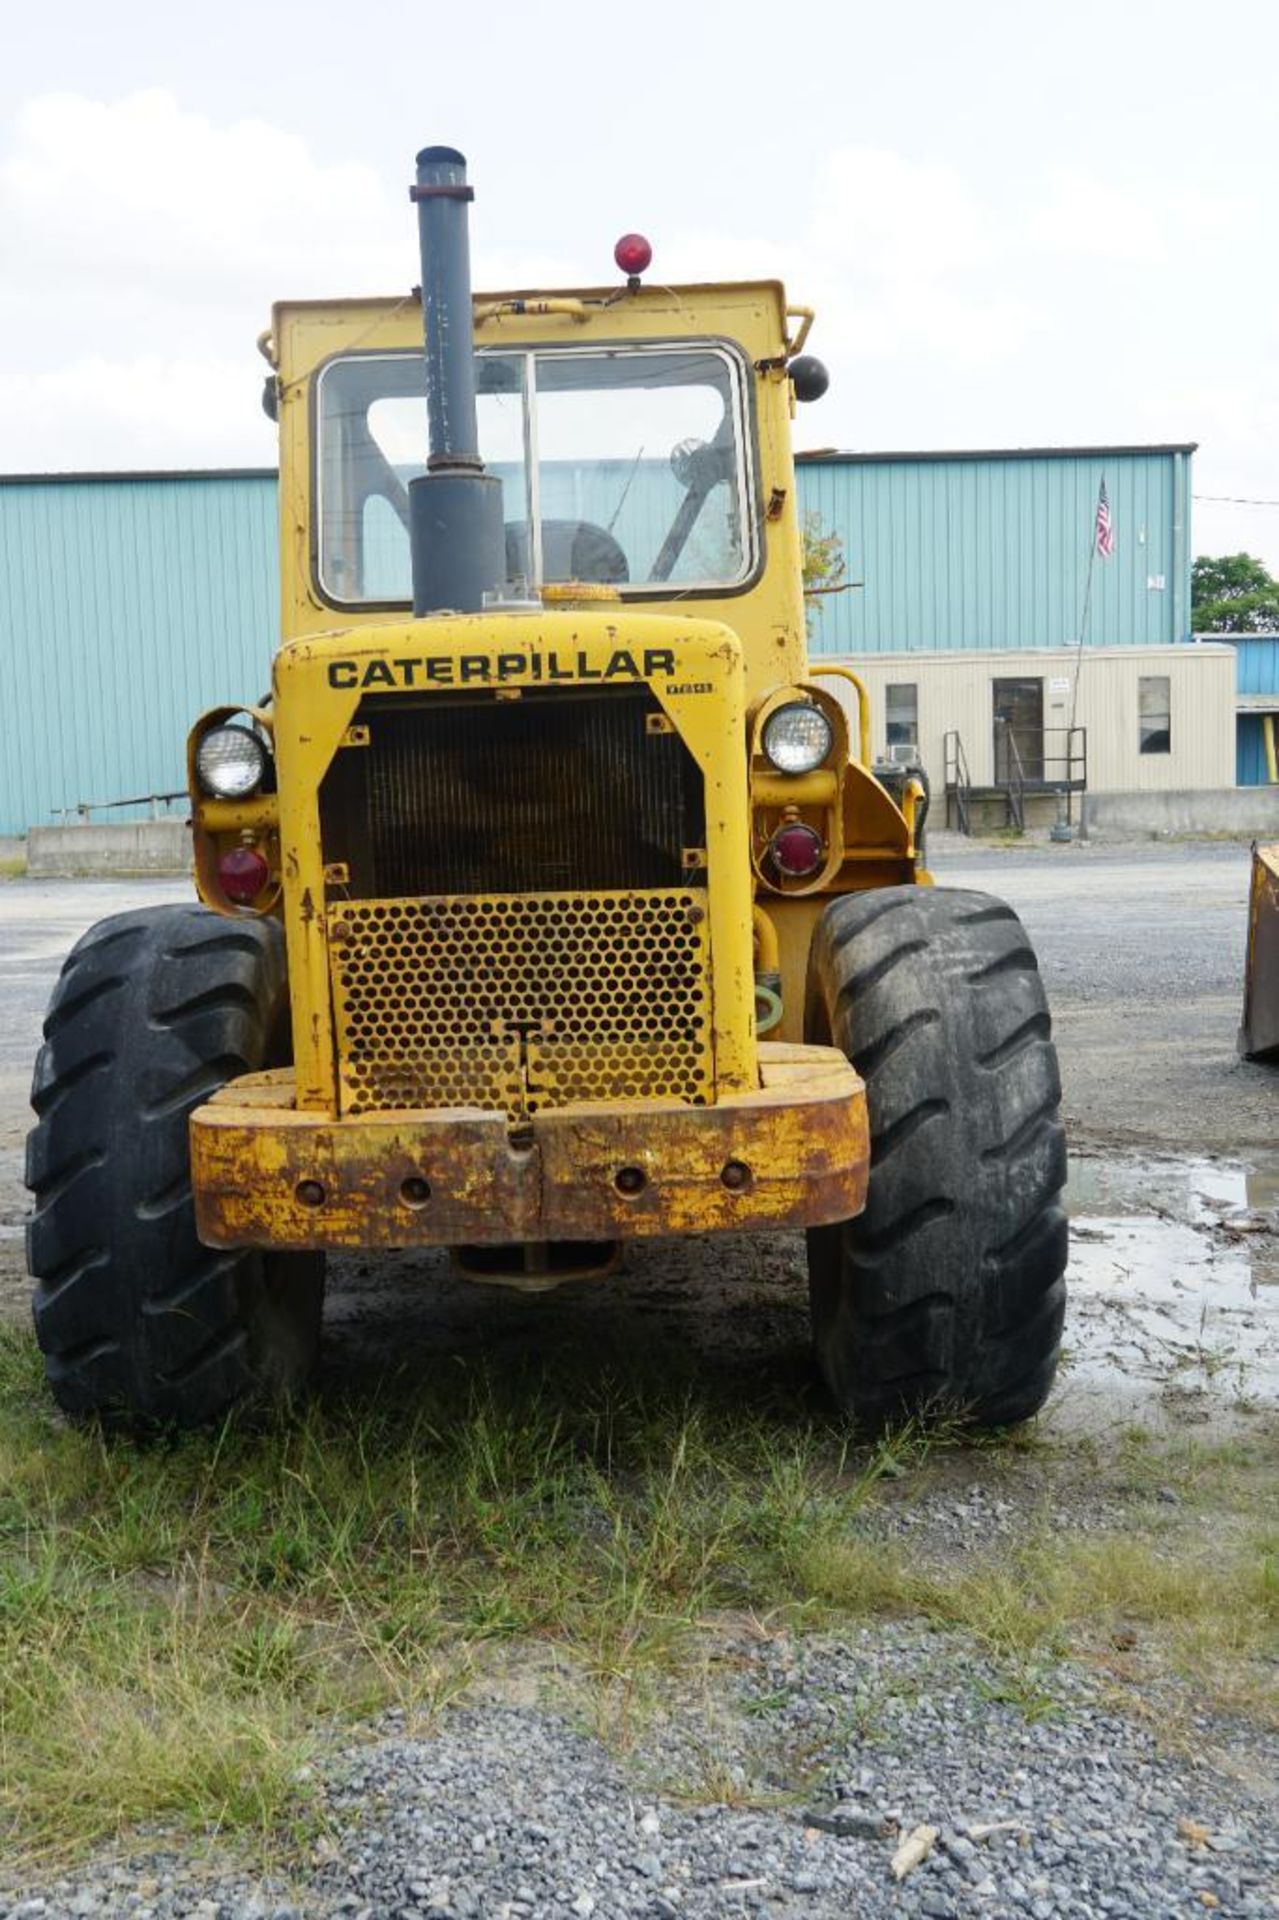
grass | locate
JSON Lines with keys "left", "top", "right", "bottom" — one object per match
{"left": 0, "top": 1323, "right": 1275, "bottom": 1872}
{"left": 0, "top": 856, "right": 27, "bottom": 880}
{"left": 0, "top": 1328, "right": 911, "bottom": 1866}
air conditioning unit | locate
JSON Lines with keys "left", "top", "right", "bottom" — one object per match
{"left": 885, "top": 742, "right": 919, "bottom": 766}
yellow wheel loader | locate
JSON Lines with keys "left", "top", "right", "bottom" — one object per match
{"left": 25, "top": 146, "right": 1067, "bottom": 1429}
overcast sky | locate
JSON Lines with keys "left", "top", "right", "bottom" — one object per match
{"left": 3, "top": 0, "right": 1277, "bottom": 568}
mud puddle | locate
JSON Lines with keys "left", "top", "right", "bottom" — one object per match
{"left": 1050, "top": 1149, "right": 1279, "bottom": 1433}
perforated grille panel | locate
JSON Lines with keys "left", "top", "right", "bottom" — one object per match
{"left": 329, "top": 890, "right": 712, "bottom": 1121}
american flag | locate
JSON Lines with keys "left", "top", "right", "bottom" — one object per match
{"left": 1095, "top": 479, "right": 1115, "bottom": 558}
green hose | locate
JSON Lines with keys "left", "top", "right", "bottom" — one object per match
{"left": 754, "top": 980, "right": 784, "bottom": 1035}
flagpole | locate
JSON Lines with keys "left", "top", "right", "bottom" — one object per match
{"left": 1068, "top": 530, "right": 1097, "bottom": 736}
{"left": 1067, "top": 473, "right": 1105, "bottom": 829}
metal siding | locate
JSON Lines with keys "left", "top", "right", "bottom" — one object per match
{"left": 1231, "top": 637, "right": 1279, "bottom": 696}
{"left": 799, "top": 449, "right": 1187, "bottom": 657}
{"left": 0, "top": 477, "right": 278, "bottom": 835}
{"left": 1238, "top": 716, "right": 1267, "bottom": 787}
{"left": 1232, "top": 640, "right": 1279, "bottom": 787}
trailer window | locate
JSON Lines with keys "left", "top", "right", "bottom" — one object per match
{"left": 885, "top": 683, "right": 918, "bottom": 755}
{"left": 315, "top": 343, "right": 756, "bottom": 606}
{"left": 1139, "top": 675, "right": 1171, "bottom": 755}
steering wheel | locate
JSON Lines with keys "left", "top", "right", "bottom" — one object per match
{"left": 670, "top": 437, "right": 731, "bottom": 491}
{"left": 652, "top": 427, "right": 735, "bottom": 582}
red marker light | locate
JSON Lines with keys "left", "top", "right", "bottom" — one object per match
{"left": 614, "top": 232, "right": 653, "bottom": 277}
{"left": 218, "top": 845, "right": 269, "bottom": 903}
{"left": 770, "top": 822, "right": 824, "bottom": 879}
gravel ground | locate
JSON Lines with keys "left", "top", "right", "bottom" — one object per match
{"left": 1, "top": 849, "right": 1276, "bottom": 1917}
{"left": 5, "top": 1629, "right": 1276, "bottom": 1918}
{"left": 928, "top": 836, "right": 1273, "bottom": 1155}
{"left": 310, "top": 1637, "right": 1279, "bottom": 1920}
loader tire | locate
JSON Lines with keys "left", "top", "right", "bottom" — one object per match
{"left": 805, "top": 886, "right": 1066, "bottom": 1430}
{"left": 25, "top": 905, "right": 324, "bottom": 1426}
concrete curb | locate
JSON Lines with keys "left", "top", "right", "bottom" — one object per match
{"left": 1082, "top": 787, "right": 1279, "bottom": 837}
{"left": 26, "top": 821, "right": 191, "bottom": 878}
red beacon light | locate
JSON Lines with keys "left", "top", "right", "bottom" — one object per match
{"left": 613, "top": 232, "right": 653, "bottom": 282}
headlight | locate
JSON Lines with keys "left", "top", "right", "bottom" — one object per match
{"left": 761, "top": 701, "right": 833, "bottom": 774}
{"left": 195, "top": 724, "right": 268, "bottom": 798}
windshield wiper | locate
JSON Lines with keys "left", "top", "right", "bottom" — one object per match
{"left": 606, "top": 445, "right": 645, "bottom": 535}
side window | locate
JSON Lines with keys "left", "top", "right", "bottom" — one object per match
{"left": 885, "top": 683, "right": 918, "bottom": 757}
{"left": 1139, "top": 676, "right": 1171, "bottom": 755}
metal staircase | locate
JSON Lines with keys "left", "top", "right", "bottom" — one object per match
{"left": 944, "top": 727, "right": 1088, "bottom": 837}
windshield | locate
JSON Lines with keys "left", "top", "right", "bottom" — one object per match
{"left": 315, "top": 343, "right": 757, "bottom": 606}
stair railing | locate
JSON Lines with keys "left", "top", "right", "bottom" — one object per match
{"left": 943, "top": 729, "right": 972, "bottom": 836}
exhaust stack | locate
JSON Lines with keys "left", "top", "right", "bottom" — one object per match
{"left": 408, "top": 146, "right": 506, "bottom": 616}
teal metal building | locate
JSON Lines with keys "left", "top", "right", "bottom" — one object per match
{"left": 0, "top": 470, "right": 278, "bottom": 837}
{"left": 796, "top": 444, "right": 1195, "bottom": 656}
{"left": 0, "top": 444, "right": 1198, "bottom": 835}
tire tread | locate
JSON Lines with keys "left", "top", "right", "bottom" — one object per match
{"left": 806, "top": 885, "right": 1067, "bottom": 1429}
{"left": 25, "top": 905, "right": 323, "bottom": 1426}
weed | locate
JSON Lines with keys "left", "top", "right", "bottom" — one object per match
{"left": 742, "top": 1688, "right": 792, "bottom": 1719}
{"left": 975, "top": 1666, "right": 1062, "bottom": 1723}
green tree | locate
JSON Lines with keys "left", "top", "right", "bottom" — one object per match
{"left": 801, "top": 512, "right": 846, "bottom": 620}
{"left": 1191, "top": 552, "right": 1279, "bottom": 633}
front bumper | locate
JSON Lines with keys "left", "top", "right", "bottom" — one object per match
{"left": 190, "top": 1042, "right": 868, "bottom": 1250}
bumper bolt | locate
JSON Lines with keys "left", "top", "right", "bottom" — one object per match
{"left": 400, "top": 1176, "right": 431, "bottom": 1208}
{"left": 295, "top": 1179, "right": 326, "bottom": 1208}
{"left": 614, "top": 1165, "right": 648, "bottom": 1197}
{"left": 721, "top": 1160, "right": 751, "bottom": 1192}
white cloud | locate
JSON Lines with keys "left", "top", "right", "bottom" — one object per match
{"left": 0, "top": 355, "right": 274, "bottom": 469}
{"left": 1023, "top": 170, "right": 1257, "bottom": 273}
{"left": 800, "top": 147, "right": 1037, "bottom": 367}
{"left": 812, "top": 147, "right": 999, "bottom": 280}
{"left": 2, "top": 89, "right": 402, "bottom": 291}
{"left": 1027, "top": 169, "right": 1167, "bottom": 265}
{"left": 0, "top": 87, "right": 410, "bottom": 397}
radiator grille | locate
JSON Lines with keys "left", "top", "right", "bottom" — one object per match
{"left": 320, "top": 690, "right": 704, "bottom": 899}
{"left": 329, "top": 890, "right": 711, "bottom": 1121}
